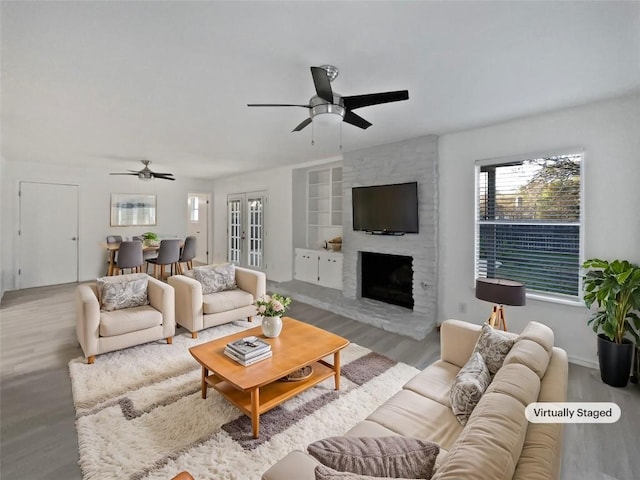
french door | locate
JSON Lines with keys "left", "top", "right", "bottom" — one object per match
{"left": 227, "top": 192, "right": 266, "bottom": 269}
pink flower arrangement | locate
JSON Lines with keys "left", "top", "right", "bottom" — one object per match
{"left": 254, "top": 293, "right": 292, "bottom": 317}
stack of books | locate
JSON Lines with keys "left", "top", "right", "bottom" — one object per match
{"left": 224, "top": 336, "right": 272, "bottom": 366}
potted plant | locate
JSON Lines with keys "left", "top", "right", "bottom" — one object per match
{"left": 141, "top": 232, "right": 159, "bottom": 246}
{"left": 582, "top": 258, "right": 640, "bottom": 387}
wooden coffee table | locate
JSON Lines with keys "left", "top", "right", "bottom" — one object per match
{"left": 189, "top": 317, "right": 349, "bottom": 438}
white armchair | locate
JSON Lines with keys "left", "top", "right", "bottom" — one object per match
{"left": 168, "top": 266, "right": 266, "bottom": 338}
{"left": 76, "top": 275, "right": 175, "bottom": 364}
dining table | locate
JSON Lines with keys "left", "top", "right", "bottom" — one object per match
{"left": 101, "top": 240, "right": 183, "bottom": 276}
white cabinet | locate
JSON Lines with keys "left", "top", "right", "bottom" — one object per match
{"left": 294, "top": 248, "right": 343, "bottom": 290}
{"left": 294, "top": 249, "right": 319, "bottom": 284}
{"left": 318, "top": 252, "right": 343, "bottom": 289}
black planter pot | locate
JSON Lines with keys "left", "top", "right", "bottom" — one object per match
{"left": 597, "top": 334, "right": 634, "bottom": 387}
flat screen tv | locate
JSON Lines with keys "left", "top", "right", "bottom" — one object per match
{"left": 352, "top": 182, "right": 419, "bottom": 234}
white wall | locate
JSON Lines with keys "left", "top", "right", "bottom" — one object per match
{"left": 1, "top": 160, "right": 213, "bottom": 290}
{"left": 211, "top": 167, "right": 293, "bottom": 282}
{"left": 0, "top": 156, "right": 6, "bottom": 300}
{"left": 437, "top": 93, "right": 640, "bottom": 367}
{"left": 211, "top": 157, "right": 342, "bottom": 283}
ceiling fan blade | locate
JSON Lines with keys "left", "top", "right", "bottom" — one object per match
{"left": 292, "top": 118, "right": 312, "bottom": 132}
{"left": 154, "top": 174, "right": 176, "bottom": 181}
{"left": 110, "top": 173, "right": 139, "bottom": 176}
{"left": 343, "top": 110, "right": 372, "bottom": 129}
{"left": 342, "top": 90, "right": 409, "bottom": 110}
{"left": 247, "top": 103, "right": 311, "bottom": 108}
{"left": 311, "top": 66, "right": 333, "bottom": 103}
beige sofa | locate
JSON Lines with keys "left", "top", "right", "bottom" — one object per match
{"left": 262, "top": 319, "right": 569, "bottom": 480}
{"left": 76, "top": 275, "right": 175, "bottom": 364}
{"left": 168, "top": 266, "right": 266, "bottom": 338}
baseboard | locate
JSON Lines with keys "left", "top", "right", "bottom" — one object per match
{"left": 568, "top": 355, "right": 598, "bottom": 369}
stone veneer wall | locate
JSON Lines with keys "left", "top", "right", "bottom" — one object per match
{"left": 342, "top": 135, "right": 438, "bottom": 330}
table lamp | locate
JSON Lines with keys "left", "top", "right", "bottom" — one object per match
{"left": 475, "top": 278, "right": 526, "bottom": 331}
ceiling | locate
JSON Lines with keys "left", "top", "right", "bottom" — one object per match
{"left": 2, "top": 1, "right": 639, "bottom": 180}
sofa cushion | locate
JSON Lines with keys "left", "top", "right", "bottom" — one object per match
{"left": 314, "top": 464, "right": 423, "bottom": 480}
{"left": 403, "top": 360, "right": 459, "bottom": 407}
{"left": 308, "top": 436, "right": 438, "bottom": 479}
{"left": 97, "top": 273, "right": 149, "bottom": 312}
{"left": 449, "top": 352, "right": 491, "bottom": 426}
{"left": 503, "top": 339, "right": 550, "bottom": 379}
{"left": 345, "top": 421, "right": 449, "bottom": 472}
{"left": 517, "top": 321, "right": 554, "bottom": 353}
{"left": 473, "top": 324, "right": 515, "bottom": 375}
{"left": 485, "top": 363, "right": 540, "bottom": 406}
{"left": 99, "top": 305, "right": 163, "bottom": 337}
{"left": 202, "top": 289, "right": 254, "bottom": 314}
{"left": 366, "top": 390, "right": 463, "bottom": 451}
{"left": 193, "top": 263, "right": 237, "bottom": 294}
{"left": 431, "top": 392, "right": 531, "bottom": 480}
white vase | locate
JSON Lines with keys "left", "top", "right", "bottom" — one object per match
{"left": 261, "top": 316, "right": 282, "bottom": 338}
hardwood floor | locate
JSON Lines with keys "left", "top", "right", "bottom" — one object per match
{"left": 1, "top": 282, "right": 638, "bottom": 479}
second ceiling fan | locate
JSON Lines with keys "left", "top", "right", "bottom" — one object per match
{"left": 248, "top": 65, "right": 409, "bottom": 132}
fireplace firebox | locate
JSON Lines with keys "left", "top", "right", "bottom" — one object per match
{"left": 360, "top": 252, "right": 413, "bottom": 309}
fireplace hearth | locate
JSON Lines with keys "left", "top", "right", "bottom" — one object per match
{"left": 360, "top": 252, "right": 413, "bottom": 309}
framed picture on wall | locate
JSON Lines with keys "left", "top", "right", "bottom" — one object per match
{"left": 110, "top": 194, "right": 157, "bottom": 226}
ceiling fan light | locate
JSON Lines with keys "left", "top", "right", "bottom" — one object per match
{"left": 310, "top": 102, "right": 345, "bottom": 128}
{"left": 313, "top": 112, "right": 343, "bottom": 127}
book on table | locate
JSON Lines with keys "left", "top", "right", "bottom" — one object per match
{"left": 226, "top": 336, "right": 271, "bottom": 359}
{"left": 224, "top": 347, "right": 272, "bottom": 366}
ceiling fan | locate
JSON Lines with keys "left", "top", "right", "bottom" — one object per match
{"left": 109, "top": 160, "right": 175, "bottom": 181}
{"left": 248, "top": 65, "right": 409, "bottom": 132}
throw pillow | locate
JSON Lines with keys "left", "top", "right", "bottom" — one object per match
{"left": 314, "top": 464, "right": 424, "bottom": 480}
{"left": 473, "top": 323, "right": 515, "bottom": 375}
{"left": 193, "top": 263, "right": 237, "bottom": 294}
{"left": 449, "top": 352, "right": 491, "bottom": 425}
{"left": 97, "top": 273, "right": 149, "bottom": 312}
{"left": 307, "top": 436, "right": 439, "bottom": 479}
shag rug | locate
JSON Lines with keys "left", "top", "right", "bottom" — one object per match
{"left": 69, "top": 322, "right": 419, "bottom": 480}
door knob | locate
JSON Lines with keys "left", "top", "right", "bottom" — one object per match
{"left": 71, "top": 237, "right": 77, "bottom": 241}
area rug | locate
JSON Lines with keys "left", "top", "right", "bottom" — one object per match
{"left": 69, "top": 322, "right": 419, "bottom": 480}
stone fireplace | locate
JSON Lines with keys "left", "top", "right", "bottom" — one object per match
{"left": 342, "top": 135, "right": 439, "bottom": 335}
{"left": 360, "top": 252, "right": 414, "bottom": 309}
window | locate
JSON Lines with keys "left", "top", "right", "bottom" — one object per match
{"left": 475, "top": 152, "right": 583, "bottom": 299}
{"left": 189, "top": 196, "right": 199, "bottom": 222}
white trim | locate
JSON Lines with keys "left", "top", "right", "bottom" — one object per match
{"left": 526, "top": 292, "right": 584, "bottom": 307}
{"left": 474, "top": 146, "right": 585, "bottom": 167}
{"left": 568, "top": 355, "right": 598, "bottom": 370}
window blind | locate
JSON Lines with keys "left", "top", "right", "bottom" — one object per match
{"left": 476, "top": 153, "right": 582, "bottom": 298}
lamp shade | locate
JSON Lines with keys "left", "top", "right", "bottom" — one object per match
{"left": 475, "top": 278, "right": 526, "bottom": 306}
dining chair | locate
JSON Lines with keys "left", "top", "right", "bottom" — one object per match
{"left": 177, "top": 236, "right": 197, "bottom": 274}
{"left": 105, "top": 235, "right": 124, "bottom": 272}
{"left": 146, "top": 239, "right": 181, "bottom": 280}
{"left": 112, "top": 240, "right": 144, "bottom": 275}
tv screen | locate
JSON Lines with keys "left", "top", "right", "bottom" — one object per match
{"left": 352, "top": 182, "right": 419, "bottom": 234}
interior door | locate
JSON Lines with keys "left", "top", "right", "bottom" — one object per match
{"left": 227, "top": 192, "right": 266, "bottom": 269}
{"left": 19, "top": 181, "right": 79, "bottom": 288}
{"left": 187, "top": 193, "right": 210, "bottom": 264}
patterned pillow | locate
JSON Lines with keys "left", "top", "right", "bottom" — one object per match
{"left": 193, "top": 263, "right": 237, "bottom": 294}
{"left": 449, "top": 352, "right": 491, "bottom": 425}
{"left": 473, "top": 323, "right": 515, "bottom": 375}
{"left": 314, "top": 464, "right": 424, "bottom": 480}
{"left": 308, "top": 436, "right": 439, "bottom": 479}
{"left": 97, "top": 273, "right": 149, "bottom": 312}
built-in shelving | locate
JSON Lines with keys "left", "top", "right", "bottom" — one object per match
{"left": 307, "top": 166, "right": 343, "bottom": 249}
